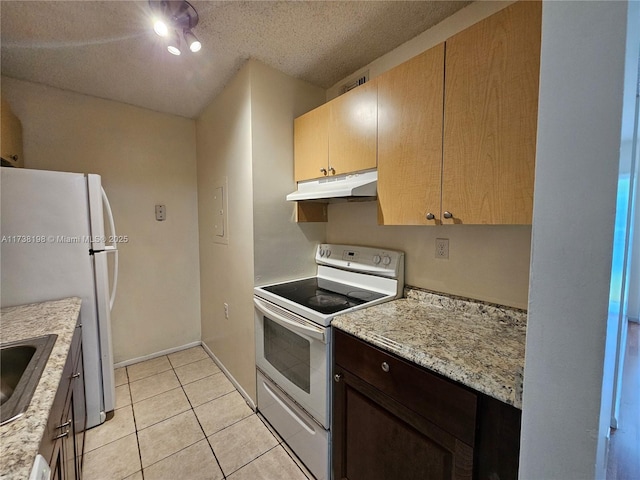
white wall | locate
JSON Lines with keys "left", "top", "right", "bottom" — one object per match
{"left": 520, "top": 2, "right": 637, "bottom": 478}
{"left": 1, "top": 76, "right": 201, "bottom": 364}
{"left": 325, "top": 0, "right": 529, "bottom": 309}
{"left": 197, "top": 60, "right": 325, "bottom": 402}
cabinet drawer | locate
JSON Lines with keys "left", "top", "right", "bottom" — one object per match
{"left": 334, "top": 329, "right": 477, "bottom": 446}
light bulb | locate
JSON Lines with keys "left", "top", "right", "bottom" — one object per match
{"left": 167, "top": 30, "right": 181, "bottom": 55}
{"left": 183, "top": 29, "right": 201, "bottom": 53}
{"left": 153, "top": 19, "right": 169, "bottom": 37}
{"left": 189, "top": 40, "right": 201, "bottom": 53}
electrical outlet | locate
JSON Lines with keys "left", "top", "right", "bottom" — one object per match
{"left": 435, "top": 238, "right": 449, "bottom": 259}
{"left": 224, "top": 303, "right": 229, "bottom": 319}
{"left": 155, "top": 204, "right": 166, "bottom": 221}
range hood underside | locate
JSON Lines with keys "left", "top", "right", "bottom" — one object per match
{"left": 286, "top": 170, "right": 377, "bottom": 202}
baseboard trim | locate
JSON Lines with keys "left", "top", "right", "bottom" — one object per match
{"left": 114, "top": 341, "right": 257, "bottom": 411}
{"left": 114, "top": 340, "right": 202, "bottom": 368}
{"left": 200, "top": 342, "right": 257, "bottom": 411}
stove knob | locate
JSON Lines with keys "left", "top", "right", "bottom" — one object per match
{"left": 382, "top": 255, "right": 391, "bottom": 266}
{"left": 373, "top": 255, "right": 381, "bottom": 264}
{"left": 319, "top": 247, "right": 325, "bottom": 257}
{"left": 326, "top": 249, "right": 331, "bottom": 258}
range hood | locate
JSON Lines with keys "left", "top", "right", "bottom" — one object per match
{"left": 286, "top": 170, "right": 377, "bottom": 201}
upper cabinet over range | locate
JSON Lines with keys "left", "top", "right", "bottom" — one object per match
{"left": 294, "top": 81, "right": 377, "bottom": 182}
{"left": 293, "top": 0, "right": 541, "bottom": 226}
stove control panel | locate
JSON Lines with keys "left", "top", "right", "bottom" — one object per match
{"left": 316, "top": 244, "right": 404, "bottom": 278}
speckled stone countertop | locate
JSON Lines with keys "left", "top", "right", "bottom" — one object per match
{"left": 0, "top": 297, "right": 81, "bottom": 480}
{"left": 332, "top": 288, "right": 527, "bottom": 409}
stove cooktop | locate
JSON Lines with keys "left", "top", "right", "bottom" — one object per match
{"left": 261, "top": 277, "right": 386, "bottom": 315}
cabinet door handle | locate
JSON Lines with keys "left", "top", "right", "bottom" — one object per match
{"left": 329, "top": 166, "right": 336, "bottom": 175}
{"left": 52, "top": 430, "right": 69, "bottom": 440}
{"left": 425, "top": 213, "right": 435, "bottom": 220}
{"left": 334, "top": 373, "right": 343, "bottom": 383}
{"left": 381, "top": 362, "right": 390, "bottom": 373}
{"left": 443, "top": 211, "right": 453, "bottom": 219}
{"left": 55, "top": 419, "right": 72, "bottom": 429}
{"left": 320, "top": 168, "right": 327, "bottom": 175}
{"left": 71, "top": 372, "right": 81, "bottom": 379}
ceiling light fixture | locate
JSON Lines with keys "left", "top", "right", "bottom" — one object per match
{"left": 149, "top": 0, "right": 201, "bottom": 55}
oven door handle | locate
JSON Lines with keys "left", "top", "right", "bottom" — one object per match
{"left": 254, "top": 298, "right": 326, "bottom": 343}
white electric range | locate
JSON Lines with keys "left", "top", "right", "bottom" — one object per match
{"left": 254, "top": 244, "right": 404, "bottom": 480}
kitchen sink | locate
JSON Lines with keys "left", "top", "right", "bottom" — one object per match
{"left": 1, "top": 334, "right": 57, "bottom": 426}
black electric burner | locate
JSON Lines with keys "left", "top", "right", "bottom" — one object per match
{"left": 262, "top": 277, "right": 386, "bottom": 315}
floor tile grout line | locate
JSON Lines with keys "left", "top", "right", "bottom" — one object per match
{"left": 224, "top": 443, "right": 281, "bottom": 478}
{"left": 117, "top": 347, "right": 312, "bottom": 480}
{"left": 126, "top": 369, "right": 146, "bottom": 480}
{"left": 101, "top": 348, "right": 219, "bottom": 479}
{"left": 177, "top": 365, "right": 228, "bottom": 479}
{"left": 130, "top": 372, "right": 206, "bottom": 476}
{"left": 125, "top": 350, "right": 215, "bottom": 385}
{"left": 256, "top": 414, "right": 314, "bottom": 480}
{"left": 130, "top": 370, "right": 223, "bottom": 404}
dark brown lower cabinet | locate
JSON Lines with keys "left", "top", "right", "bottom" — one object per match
{"left": 40, "top": 321, "right": 86, "bottom": 480}
{"left": 332, "top": 330, "right": 521, "bottom": 480}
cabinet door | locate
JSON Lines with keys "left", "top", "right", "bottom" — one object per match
{"left": 62, "top": 390, "right": 77, "bottom": 480}
{"left": 333, "top": 368, "right": 473, "bottom": 480}
{"left": 50, "top": 442, "right": 64, "bottom": 480}
{"left": 328, "top": 81, "right": 378, "bottom": 176}
{"left": 377, "top": 44, "right": 445, "bottom": 225}
{"left": 73, "top": 343, "right": 86, "bottom": 478}
{"left": 442, "top": 0, "right": 541, "bottom": 224}
{"left": 294, "top": 103, "right": 329, "bottom": 181}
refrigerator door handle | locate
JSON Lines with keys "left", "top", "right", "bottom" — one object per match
{"left": 101, "top": 187, "right": 118, "bottom": 311}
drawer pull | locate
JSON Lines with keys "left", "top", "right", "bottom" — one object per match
{"left": 53, "top": 430, "right": 69, "bottom": 440}
{"left": 55, "top": 419, "right": 71, "bottom": 429}
{"left": 71, "top": 372, "right": 81, "bottom": 379}
{"left": 334, "top": 373, "right": 343, "bottom": 383}
{"left": 381, "top": 362, "right": 390, "bottom": 373}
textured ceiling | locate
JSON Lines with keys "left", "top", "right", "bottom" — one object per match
{"left": 1, "top": 1, "right": 470, "bottom": 118}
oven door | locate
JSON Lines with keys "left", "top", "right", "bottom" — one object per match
{"left": 254, "top": 297, "right": 330, "bottom": 428}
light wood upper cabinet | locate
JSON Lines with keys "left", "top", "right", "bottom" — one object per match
{"left": 294, "top": 81, "right": 377, "bottom": 183}
{"left": 328, "top": 80, "right": 377, "bottom": 177}
{"left": 377, "top": 44, "right": 445, "bottom": 225}
{"left": 294, "top": 103, "right": 329, "bottom": 182}
{"left": 377, "top": 0, "right": 540, "bottom": 226}
{"left": 442, "top": 0, "right": 541, "bottom": 225}
{"left": 1, "top": 95, "right": 25, "bottom": 168}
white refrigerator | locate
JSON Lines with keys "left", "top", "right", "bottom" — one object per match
{"left": 1, "top": 167, "right": 118, "bottom": 429}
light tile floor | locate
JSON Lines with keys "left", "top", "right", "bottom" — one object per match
{"left": 83, "top": 346, "right": 312, "bottom": 480}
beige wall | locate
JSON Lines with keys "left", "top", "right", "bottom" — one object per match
{"left": 197, "top": 60, "right": 325, "bottom": 403}
{"left": 325, "top": 0, "right": 530, "bottom": 309}
{"left": 327, "top": 202, "right": 531, "bottom": 309}
{"left": 250, "top": 60, "right": 326, "bottom": 285}
{"left": 197, "top": 64, "right": 256, "bottom": 400}
{"left": 1, "top": 76, "right": 202, "bottom": 363}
